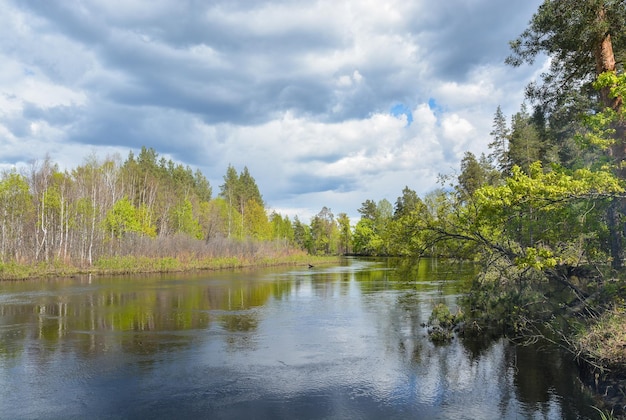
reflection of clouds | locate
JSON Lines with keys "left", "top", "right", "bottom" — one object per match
{"left": 413, "top": 340, "right": 512, "bottom": 418}
{"left": 201, "top": 264, "right": 572, "bottom": 419}
{"left": 0, "top": 262, "right": 586, "bottom": 419}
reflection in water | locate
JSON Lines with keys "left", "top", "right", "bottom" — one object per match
{"left": 0, "top": 258, "right": 597, "bottom": 419}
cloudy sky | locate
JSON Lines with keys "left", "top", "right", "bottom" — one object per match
{"left": 0, "top": 0, "right": 546, "bottom": 220}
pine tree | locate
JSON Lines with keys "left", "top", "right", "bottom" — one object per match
{"left": 488, "top": 106, "right": 510, "bottom": 173}
{"left": 508, "top": 104, "right": 543, "bottom": 173}
{"left": 508, "top": 0, "right": 626, "bottom": 267}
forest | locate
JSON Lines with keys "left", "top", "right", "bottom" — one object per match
{"left": 1, "top": 0, "right": 626, "bottom": 408}
{"left": 0, "top": 147, "right": 330, "bottom": 275}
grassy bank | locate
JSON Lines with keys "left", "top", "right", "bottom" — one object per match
{"left": 577, "top": 308, "right": 626, "bottom": 370}
{"left": 574, "top": 307, "right": 626, "bottom": 417}
{"left": 0, "top": 254, "right": 341, "bottom": 280}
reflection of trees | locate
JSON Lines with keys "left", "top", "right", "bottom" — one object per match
{"left": 393, "top": 258, "right": 477, "bottom": 289}
{"left": 513, "top": 343, "right": 593, "bottom": 419}
{"left": 353, "top": 258, "right": 477, "bottom": 295}
{"left": 459, "top": 333, "right": 502, "bottom": 361}
{"left": 220, "top": 312, "right": 259, "bottom": 351}
{"left": 377, "top": 257, "right": 593, "bottom": 419}
{"left": 0, "top": 259, "right": 598, "bottom": 418}
{"left": 220, "top": 313, "right": 258, "bottom": 332}
{"left": 0, "top": 272, "right": 297, "bottom": 360}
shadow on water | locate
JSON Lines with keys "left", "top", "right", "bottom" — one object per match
{"left": 0, "top": 258, "right": 599, "bottom": 419}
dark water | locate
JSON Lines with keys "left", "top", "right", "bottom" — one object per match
{"left": 0, "top": 258, "right": 597, "bottom": 419}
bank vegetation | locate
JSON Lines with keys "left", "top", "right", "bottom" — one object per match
{"left": 345, "top": 1, "right": 626, "bottom": 414}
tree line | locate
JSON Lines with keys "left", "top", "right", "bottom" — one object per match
{"left": 0, "top": 147, "right": 310, "bottom": 268}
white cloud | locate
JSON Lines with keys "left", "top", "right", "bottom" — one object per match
{"left": 0, "top": 0, "right": 546, "bottom": 220}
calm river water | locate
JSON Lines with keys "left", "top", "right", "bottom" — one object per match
{"left": 0, "top": 258, "right": 598, "bottom": 419}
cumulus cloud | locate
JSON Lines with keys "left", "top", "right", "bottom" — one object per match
{"left": 0, "top": 0, "right": 546, "bottom": 220}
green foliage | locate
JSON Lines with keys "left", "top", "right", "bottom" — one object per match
{"left": 427, "top": 303, "right": 464, "bottom": 343}
{"left": 219, "top": 164, "right": 266, "bottom": 239}
{"left": 358, "top": 199, "right": 378, "bottom": 220}
{"left": 457, "top": 151, "right": 493, "bottom": 200}
{"left": 578, "top": 72, "right": 626, "bottom": 154}
{"left": 429, "top": 303, "right": 458, "bottom": 329}
{"left": 578, "top": 109, "right": 618, "bottom": 150}
{"left": 0, "top": 148, "right": 304, "bottom": 273}
{"left": 508, "top": 104, "right": 544, "bottom": 172}
{"left": 136, "top": 204, "right": 157, "bottom": 238}
{"left": 244, "top": 199, "right": 271, "bottom": 240}
{"left": 594, "top": 71, "right": 626, "bottom": 105}
{"left": 103, "top": 197, "right": 143, "bottom": 238}
{"left": 171, "top": 198, "right": 203, "bottom": 239}
{"left": 270, "top": 212, "right": 295, "bottom": 243}
{"left": 394, "top": 186, "right": 421, "bottom": 218}
{"left": 0, "top": 172, "right": 34, "bottom": 261}
{"left": 336, "top": 213, "right": 352, "bottom": 255}
{"left": 388, "top": 208, "right": 427, "bottom": 256}
{"left": 219, "top": 165, "right": 263, "bottom": 211}
{"left": 310, "top": 207, "right": 338, "bottom": 255}
{"left": 352, "top": 199, "right": 394, "bottom": 256}
{"left": 292, "top": 216, "right": 312, "bottom": 253}
{"left": 471, "top": 162, "right": 621, "bottom": 267}
{"left": 352, "top": 218, "right": 379, "bottom": 255}
{"left": 514, "top": 247, "right": 557, "bottom": 271}
{"left": 193, "top": 169, "right": 213, "bottom": 202}
{"left": 506, "top": 0, "right": 626, "bottom": 113}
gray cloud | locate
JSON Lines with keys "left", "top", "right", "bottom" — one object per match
{"left": 285, "top": 173, "right": 359, "bottom": 196}
{"left": 22, "top": 103, "right": 80, "bottom": 127}
{"left": 416, "top": 1, "right": 541, "bottom": 81}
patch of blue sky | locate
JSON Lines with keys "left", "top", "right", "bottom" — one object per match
{"left": 390, "top": 103, "right": 413, "bottom": 126}
{"left": 428, "top": 97, "right": 443, "bottom": 115}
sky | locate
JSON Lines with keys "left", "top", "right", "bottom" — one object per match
{"left": 0, "top": 0, "right": 547, "bottom": 221}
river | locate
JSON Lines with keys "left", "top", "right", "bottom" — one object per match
{"left": 0, "top": 258, "right": 598, "bottom": 419}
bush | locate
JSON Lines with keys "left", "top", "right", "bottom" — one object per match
{"left": 427, "top": 303, "right": 464, "bottom": 343}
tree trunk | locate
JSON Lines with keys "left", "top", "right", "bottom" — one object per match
{"left": 593, "top": 4, "right": 624, "bottom": 268}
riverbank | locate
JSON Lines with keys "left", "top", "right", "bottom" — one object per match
{"left": 458, "top": 262, "right": 626, "bottom": 417}
{"left": 0, "top": 254, "right": 341, "bottom": 281}
{"left": 575, "top": 308, "right": 626, "bottom": 417}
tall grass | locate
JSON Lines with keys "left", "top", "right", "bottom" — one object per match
{"left": 0, "top": 235, "right": 338, "bottom": 280}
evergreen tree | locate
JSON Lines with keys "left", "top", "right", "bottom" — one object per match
{"left": 193, "top": 169, "right": 212, "bottom": 202}
{"left": 358, "top": 199, "right": 378, "bottom": 221}
{"left": 292, "top": 216, "right": 312, "bottom": 252}
{"left": 219, "top": 165, "right": 264, "bottom": 239}
{"left": 507, "top": 0, "right": 625, "bottom": 116}
{"left": 238, "top": 167, "right": 263, "bottom": 206}
{"left": 457, "top": 152, "right": 487, "bottom": 199}
{"left": 394, "top": 186, "right": 420, "bottom": 218}
{"left": 508, "top": 104, "right": 543, "bottom": 173}
{"left": 488, "top": 106, "right": 510, "bottom": 173}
